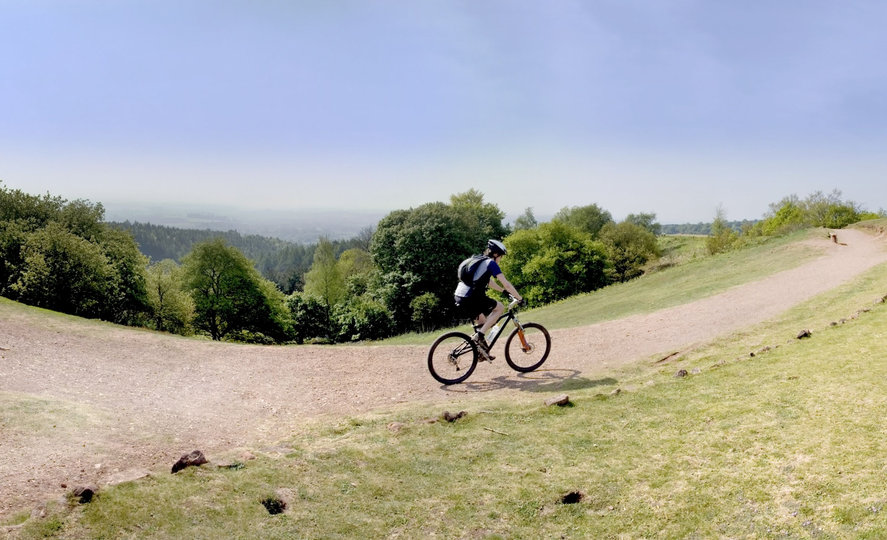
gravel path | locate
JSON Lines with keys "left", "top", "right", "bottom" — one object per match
{"left": 1, "top": 228, "right": 885, "bottom": 519}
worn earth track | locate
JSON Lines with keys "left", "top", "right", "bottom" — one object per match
{"left": 1, "top": 228, "right": 886, "bottom": 520}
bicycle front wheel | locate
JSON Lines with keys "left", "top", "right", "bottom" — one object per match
{"left": 427, "top": 332, "right": 479, "bottom": 385}
{"left": 504, "top": 323, "right": 551, "bottom": 372}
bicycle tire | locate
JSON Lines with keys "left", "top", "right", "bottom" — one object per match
{"left": 427, "top": 331, "right": 479, "bottom": 385}
{"left": 504, "top": 322, "right": 551, "bottom": 372}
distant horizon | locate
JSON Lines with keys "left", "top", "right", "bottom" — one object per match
{"left": 98, "top": 198, "right": 766, "bottom": 245}
{"left": 3, "top": 2, "right": 885, "bottom": 225}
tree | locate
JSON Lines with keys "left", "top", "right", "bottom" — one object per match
{"left": 303, "top": 238, "right": 346, "bottom": 333}
{"left": 146, "top": 259, "right": 194, "bottom": 335}
{"left": 450, "top": 189, "right": 510, "bottom": 247}
{"left": 599, "top": 221, "right": 661, "bottom": 282}
{"left": 97, "top": 226, "right": 150, "bottom": 325}
{"left": 11, "top": 222, "right": 111, "bottom": 317}
{"left": 333, "top": 296, "right": 394, "bottom": 342}
{"left": 624, "top": 212, "right": 662, "bottom": 236}
{"left": 370, "top": 202, "right": 477, "bottom": 329}
{"left": 182, "top": 238, "right": 289, "bottom": 342}
{"left": 707, "top": 206, "right": 739, "bottom": 255}
{"left": 552, "top": 203, "right": 613, "bottom": 237}
{"left": 336, "top": 248, "right": 374, "bottom": 280}
{"left": 286, "top": 292, "right": 328, "bottom": 344}
{"left": 500, "top": 221, "right": 610, "bottom": 305}
{"left": 513, "top": 207, "right": 538, "bottom": 231}
{"left": 410, "top": 292, "right": 439, "bottom": 333}
{"left": 0, "top": 185, "right": 150, "bottom": 324}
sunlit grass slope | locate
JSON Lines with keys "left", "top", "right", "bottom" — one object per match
{"left": 384, "top": 228, "right": 823, "bottom": 345}
{"left": 10, "top": 228, "right": 887, "bottom": 538}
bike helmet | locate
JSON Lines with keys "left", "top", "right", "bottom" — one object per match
{"left": 487, "top": 239, "right": 507, "bottom": 256}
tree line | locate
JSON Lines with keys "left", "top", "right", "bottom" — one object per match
{"left": 705, "top": 190, "right": 883, "bottom": 255}
{"left": 2, "top": 182, "right": 880, "bottom": 345}
{"left": 110, "top": 220, "right": 371, "bottom": 293}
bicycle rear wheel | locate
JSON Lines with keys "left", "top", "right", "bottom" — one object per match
{"left": 427, "top": 331, "right": 479, "bottom": 385}
{"left": 504, "top": 323, "right": 551, "bottom": 372}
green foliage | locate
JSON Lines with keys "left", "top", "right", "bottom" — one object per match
{"left": 754, "top": 190, "right": 876, "bottom": 236}
{"left": 758, "top": 195, "right": 807, "bottom": 236}
{"left": 449, "top": 188, "right": 510, "bottom": 245}
{"left": 303, "top": 238, "right": 346, "bottom": 327}
{"left": 501, "top": 221, "right": 610, "bottom": 306}
{"left": 599, "top": 221, "right": 661, "bottom": 282}
{"left": 0, "top": 220, "right": 31, "bottom": 296}
{"left": 512, "top": 207, "right": 538, "bottom": 231}
{"left": 624, "top": 212, "right": 662, "bottom": 236}
{"left": 110, "top": 220, "right": 342, "bottom": 294}
{"left": 333, "top": 296, "right": 394, "bottom": 341}
{"left": 552, "top": 203, "right": 613, "bottom": 237}
{"left": 706, "top": 206, "right": 740, "bottom": 255}
{"left": 286, "top": 292, "right": 329, "bottom": 344}
{"left": 145, "top": 259, "right": 194, "bottom": 335}
{"left": 10, "top": 222, "right": 111, "bottom": 317}
{"left": 371, "top": 194, "right": 505, "bottom": 330}
{"left": 410, "top": 292, "right": 440, "bottom": 333}
{"left": 182, "top": 239, "right": 289, "bottom": 342}
{"left": 96, "top": 226, "right": 150, "bottom": 325}
{"left": 336, "top": 248, "right": 373, "bottom": 279}
{"left": 0, "top": 185, "right": 150, "bottom": 324}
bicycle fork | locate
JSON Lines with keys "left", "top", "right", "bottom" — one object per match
{"left": 511, "top": 316, "right": 531, "bottom": 352}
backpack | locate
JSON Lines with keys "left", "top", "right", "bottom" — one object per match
{"left": 457, "top": 255, "right": 489, "bottom": 286}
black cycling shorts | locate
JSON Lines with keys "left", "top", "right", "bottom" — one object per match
{"left": 454, "top": 293, "right": 497, "bottom": 320}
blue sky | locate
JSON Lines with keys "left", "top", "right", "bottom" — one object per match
{"left": 1, "top": 0, "right": 884, "bottom": 224}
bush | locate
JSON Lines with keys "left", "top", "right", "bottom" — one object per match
{"left": 599, "top": 222, "right": 661, "bottom": 282}
{"left": 410, "top": 292, "right": 440, "bottom": 333}
{"left": 286, "top": 292, "right": 329, "bottom": 344}
{"left": 333, "top": 297, "right": 394, "bottom": 342}
{"left": 502, "top": 222, "right": 610, "bottom": 306}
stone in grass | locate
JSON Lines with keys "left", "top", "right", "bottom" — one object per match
{"left": 544, "top": 394, "right": 571, "bottom": 407}
{"left": 674, "top": 369, "right": 689, "bottom": 378}
{"left": 171, "top": 450, "right": 208, "bottom": 473}
{"left": 442, "top": 411, "right": 467, "bottom": 422}
{"left": 797, "top": 329, "right": 812, "bottom": 339}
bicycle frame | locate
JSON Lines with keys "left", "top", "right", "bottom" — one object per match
{"left": 479, "top": 298, "right": 530, "bottom": 351}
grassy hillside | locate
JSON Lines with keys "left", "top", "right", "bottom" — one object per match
{"left": 383, "top": 228, "right": 823, "bottom": 345}
{"left": 6, "top": 227, "right": 887, "bottom": 538}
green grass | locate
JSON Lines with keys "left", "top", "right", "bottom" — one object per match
{"left": 14, "top": 229, "right": 887, "bottom": 538}
{"left": 383, "top": 228, "right": 824, "bottom": 345}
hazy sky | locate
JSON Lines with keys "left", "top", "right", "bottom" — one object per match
{"left": 1, "top": 1, "right": 885, "bottom": 223}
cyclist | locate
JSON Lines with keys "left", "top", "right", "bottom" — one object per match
{"left": 454, "top": 239, "right": 523, "bottom": 360}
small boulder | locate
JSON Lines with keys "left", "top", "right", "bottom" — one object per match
{"left": 797, "top": 329, "right": 812, "bottom": 339}
{"left": 171, "top": 450, "right": 208, "bottom": 473}
{"left": 544, "top": 394, "right": 571, "bottom": 407}
{"left": 442, "top": 411, "right": 467, "bottom": 422}
{"left": 387, "top": 421, "right": 406, "bottom": 433}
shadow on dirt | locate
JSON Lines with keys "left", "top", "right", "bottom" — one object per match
{"left": 441, "top": 368, "right": 617, "bottom": 394}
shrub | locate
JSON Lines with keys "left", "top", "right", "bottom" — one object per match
{"left": 333, "top": 297, "right": 394, "bottom": 342}
{"left": 502, "top": 222, "right": 610, "bottom": 306}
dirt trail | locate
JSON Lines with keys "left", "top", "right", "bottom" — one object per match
{"left": 1, "top": 228, "right": 886, "bottom": 519}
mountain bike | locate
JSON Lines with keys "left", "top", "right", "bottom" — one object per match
{"left": 427, "top": 296, "right": 552, "bottom": 385}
